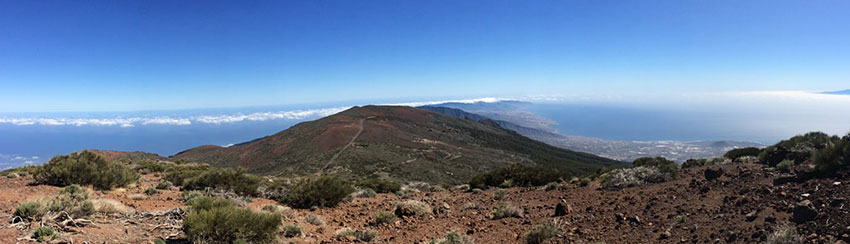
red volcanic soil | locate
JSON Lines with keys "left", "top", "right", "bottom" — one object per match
{"left": 2, "top": 162, "right": 847, "bottom": 243}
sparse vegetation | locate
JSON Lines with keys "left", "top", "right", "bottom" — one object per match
{"left": 813, "top": 134, "right": 850, "bottom": 177}
{"left": 724, "top": 147, "right": 762, "bottom": 160}
{"left": 430, "top": 231, "right": 474, "bottom": 244}
{"left": 394, "top": 200, "right": 432, "bottom": 217}
{"left": 544, "top": 182, "right": 560, "bottom": 191}
{"left": 283, "top": 176, "right": 355, "bottom": 209}
{"left": 493, "top": 188, "right": 507, "bottom": 200}
{"left": 776, "top": 160, "right": 794, "bottom": 173}
{"left": 371, "top": 211, "right": 396, "bottom": 225}
{"left": 334, "top": 227, "right": 377, "bottom": 242}
{"left": 492, "top": 202, "right": 523, "bottom": 219}
{"left": 155, "top": 180, "right": 173, "bottom": 190}
{"left": 759, "top": 132, "right": 838, "bottom": 166}
{"left": 181, "top": 168, "right": 262, "bottom": 196}
{"left": 182, "top": 196, "right": 281, "bottom": 244}
{"left": 352, "top": 188, "right": 377, "bottom": 198}
{"left": 765, "top": 226, "right": 804, "bottom": 244}
{"left": 32, "top": 226, "right": 57, "bottom": 242}
{"left": 674, "top": 215, "right": 687, "bottom": 224}
{"left": 525, "top": 221, "right": 561, "bottom": 244}
{"left": 34, "top": 150, "right": 139, "bottom": 190}
{"left": 282, "top": 223, "right": 303, "bottom": 238}
{"left": 144, "top": 187, "right": 159, "bottom": 195}
{"left": 632, "top": 157, "right": 678, "bottom": 178}
{"left": 261, "top": 204, "right": 295, "bottom": 218}
{"left": 469, "top": 163, "right": 570, "bottom": 189}
{"left": 48, "top": 184, "right": 94, "bottom": 218}
{"left": 402, "top": 181, "right": 445, "bottom": 192}
{"left": 601, "top": 166, "right": 671, "bottom": 189}
{"left": 355, "top": 178, "right": 401, "bottom": 193}
{"left": 6, "top": 172, "right": 19, "bottom": 178}
{"left": 14, "top": 200, "right": 44, "bottom": 221}
{"left": 92, "top": 199, "right": 129, "bottom": 215}
{"left": 128, "top": 193, "right": 147, "bottom": 200}
{"left": 305, "top": 214, "right": 325, "bottom": 226}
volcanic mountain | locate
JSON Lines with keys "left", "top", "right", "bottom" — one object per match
{"left": 172, "top": 106, "right": 624, "bottom": 184}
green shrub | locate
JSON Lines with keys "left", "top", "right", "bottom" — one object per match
{"left": 154, "top": 240, "right": 166, "bottom": 244}
{"left": 282, "top": 176, "right": 355, "bottom": 209}
{"left": 144, "top": 187, "right": 159, "bottom": 195}
{"left": 6, "top": 172, "right": 19, "bottom": 178}
{"left": 371, "top": 211, "right": 396, "bottom": 225}
{"left": 181, "top": 191, "right": 205, "bottom": 203}
{"left": 355, "top": 178, "right": 401, "bottom": 193}
{"left": 493, "top": 189, "right": 507, "bottom": 200}
{"left": 163, "top": 169, "right": 205, "bottom": 186}
{"left": 13, "top": 200, "right": 44, "bottom": 221}
{"left": 401, "top": 181, "right": 445, "bottom": 192}
{"left": 47, "top": 184, "right": 94, "bottom": 218}
{"left": 814, "top": 134, "right": 850, "bottom": 177}
{"left": 182, "top": 168, "right": 262, "bottom": 196}
{"left": 759, "top": 132, "right": 839, "bottom": 166}
{"left": 681, "top": 158, "right": 708, "bottom": 168}
{"left": 183, "top": 196, "right": 281, "bottom": 244}
{"left": 133, "top": 160, "right": 168, "bottom": 173}
{"left": 352, "top": 188, "right": 377, "bottom": 198}
{"left": 430, "top": 231, "right": 474, "bottom": 244}
{"left": 32, "top": 226, "right": 57, "bottom": 242}
{"left": 155, "top": 180, "right": 173, "bottom": 190}
{"left": 282, "top": 223, "right": 303, "bottom": 238}
{"left": 776, "top": 160, "right": 795, "bottom": 173}
{"left": 394, "top": 200, "right": 432, "bottom": 217}
{"left": 525, "top": 222, "right": 560, "bottom": 244}
{"left": 492, "top": 202, "right": 523, "bottom": 219}
{"left": 469, "top": 163, "right": 570, "bottom": 189}
{"left": 34, "top": 150, "right": 139, "bottom": 190}
{"left": 674, "top": 215, "right": 687, "bottom": 224}
{"left": 632, "top": 157, "right": 679, "bottom": 178}
{"left": 724, "top": 147, "right": 762, "bottom": 160}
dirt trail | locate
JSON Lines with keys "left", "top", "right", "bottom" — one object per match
{"left": 319, "top": 116, "right": 371, "bottom": 173}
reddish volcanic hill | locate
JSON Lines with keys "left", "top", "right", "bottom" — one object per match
{"left": 172, "top": 106, "right": 624, "bottom": 184}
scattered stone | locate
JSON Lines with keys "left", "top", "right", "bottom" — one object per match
{"left": 660, "top": 230, "right": 671, "bottom": 240}
{"left": 745, "top": 211, "right": 758, "bottom": 222}
{"left": 790, "top": 200, "right": 817, "bottom": 224}
{"left": 554, "top": 202, "right": 571, "bottom": 217}
{"left": 627, "top": 215, "right": 642, "bottom": 224}
{"left": 704, "top": 167, "right": 724, "bottom": 181}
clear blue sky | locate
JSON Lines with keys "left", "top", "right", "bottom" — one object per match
{"left": 1, "top": 0, "right": 848, "bottom": 112}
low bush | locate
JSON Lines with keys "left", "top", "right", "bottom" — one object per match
{"left": 182, "top": 168, "right": 262, "bottom": 197}
{"left": 759, "top": 132, "right": 839, "bottom": 166}
{"left": 181, "top": 191, "right": 205, "bottom": 203}
{"left": 261, "top": 204, "right": 295, "bottom": 218}
{"left": 544, "top": 182, "right": 560, "bottom": 191}
{"left": 451, "top": 184, "right": 471, "bottom": 191}
{"left": 493, "top": 189, "right": 507, "bottom": 200}
{"left": 282, "top": 176, "right": 355, "bottom": 209}
{"left": 351, "top": 188, "right": 377, "bottom": 198}
{"left": 6, "top": 172, "right": 19, "bottom": 178}
{"left": 525, "top": 221, "right": 560, "bottom": 244}
{"left": 282, "top": 223, "right": 303, "bottom": 238}
{"left": 601, "top": 166, "right": 671, "bottom": 189}
{"left": 305, "top": 214, "right": 325, "bottom": 226}
{"left": 47, "top": 184, "right": 94, "bottom": 218}
{"left": 469, "top": 164, "right": 570, "bottom": 189}
{"left": 92, "top": 198, "right": 129, "bottom": 215}
{"left": 334, "top": 228, "right": 377, "bottom": 242}
{"left": 724, "top": 147, "right": 762, "bottom": 160}
{"left": 765, "top": 226, "right": 804, "bottom": 244}
{"left": 34, "top": 150, "right": 139, "bottom": 190}
{"left": 144, "top": 187, "right": 159, "bottom": 195}
{"left": 430, "top": 231, "right": 475, "bottom": 244}
{"left": 355, "top": 178, "right": 401, "bottom": 193}
{"left": 632, "top": 157, "right": 678, "bottom": 178}
{"left": 183, "top": 196, "right": 281, "bottom": 244}
{"left": 814, "top": 134, "right": 850, "bottom": 177}
{"left": 32, "top": 226, "right": 57, "bottom": 242}
{"left": 401, "top": 181, "right": 445, "bottom": 192}
{"left": 776, "top": 160, "right": 795, "bottom": 173}
{"left": 394, "top": 200, "right": 432, "bottom": 217}
{"left": 370, "top": 211, "right": 396, "bottom": 225}
{"left": 13, "top": 200, "right": 44, "bottom": 221}
{"left": 492, "top": 202, "right": 523, "bottom": 219}
{"left": 155, "top": 180, "right": 173, "bottom": 190}
{"left": 128, "top": 194, "right": 147, "bottom": 200}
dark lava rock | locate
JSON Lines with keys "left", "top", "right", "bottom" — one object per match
{"left": 745, "top": 210, "right": 758, "bottom": 222}
{"left": 790, "top": 200, "right": 817, "bottom": 224}
{"left": 554, "top": 202, "right": 569, "bottom": 217}
{"left": 705, "top": 167, "right": 724, "bottom": 181}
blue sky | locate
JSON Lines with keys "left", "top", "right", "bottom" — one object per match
{"left": 1, "top": 0, "right": 849, "bottom": 112}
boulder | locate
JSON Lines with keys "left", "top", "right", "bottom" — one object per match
{"left": 704, "top": 167, "right": 724, "bottom": 181}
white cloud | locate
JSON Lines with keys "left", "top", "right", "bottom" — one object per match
{"left": 0, "top": 97, "right": 510, "bottom": 127}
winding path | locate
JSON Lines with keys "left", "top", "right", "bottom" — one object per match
{"left": 318, "top": 117, "right": 371, "bottom": 173}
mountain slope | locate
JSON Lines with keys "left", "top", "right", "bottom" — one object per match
{"left": 429, "top": 102, "right": 764, "bottom": 162}
{"left": 172, "top": 106, "right": 624, "bottom": 184}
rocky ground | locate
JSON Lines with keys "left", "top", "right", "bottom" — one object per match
{"left": 1, "top": 162, "right": 848, "bottom": 243}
